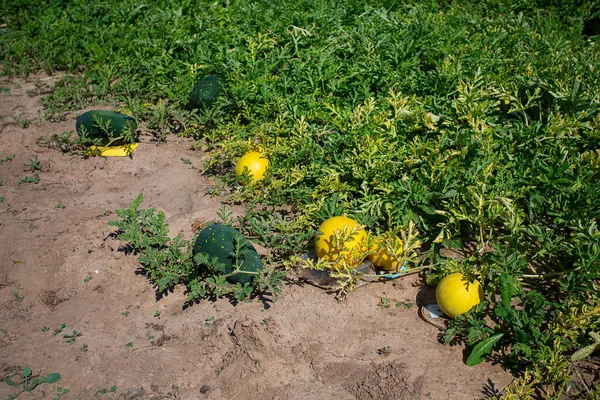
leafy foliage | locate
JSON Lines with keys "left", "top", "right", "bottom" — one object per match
{"left": 108, "top": 193, "right": 285, "bottom": 303}
{"left": 3, "top": 0, "right": 600, "bottom": 394}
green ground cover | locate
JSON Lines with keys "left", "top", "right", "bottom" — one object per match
{"left": 2, "top": 0, "right": 599, "bottom": 397}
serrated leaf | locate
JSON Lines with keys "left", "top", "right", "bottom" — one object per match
{"left": 514, "top": 329, "right": 530, "bottom": 344}
{"left": 493, "top": 302, "right": 511, "bottom": 318}
{"left": 499, "top": 273, "right": 513, "bottom": 307}
{"left": 466, "top": 333, "right": 504, "bottom": 366}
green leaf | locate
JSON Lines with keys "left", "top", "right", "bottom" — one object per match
{"left": 514, "top": 329, "right": 530, "bottom": 344}
{"left": 41, "top": 373, "right": 61, "bottom": 384}
{"left": 5, "top": 378, "right": 16, "bottom": 386}
{"left": 493, "top": 302, "right": 511, "bottom": 319}
{"left": 466, "top": 333, "right": 504, "bottom": 366}
{"left": 499, "top": 273, "right": 514, "bottom": 307}
{"left": 22, "top": 366, "right": 32, "bottom": 378}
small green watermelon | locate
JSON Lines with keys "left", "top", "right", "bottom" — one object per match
{"left": 189, "top": 74, "right": 224, "bottom": 108}
{"left": 193, "top": 224, "right": 262, "bottom": 284}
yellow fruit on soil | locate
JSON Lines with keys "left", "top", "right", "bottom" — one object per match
{"left": 314, "top": 216, "right": 367, "bottom": 270}
{"left": 235, "top": 151, "right": 269, "bottom": 183}
{"left": 436, "top": 273, "right": 484, "bottom": 318}
{"left": 367, "top": 235, "right": 403, "bottom": 271}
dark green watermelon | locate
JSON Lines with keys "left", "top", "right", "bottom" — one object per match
{"left": 193, "top": 224, "right": 262, "bottom": 284}
{"left": 76, "top": 110, "right": 137, "bottom": 145}
{"left": 189, "top": 74, "right": 224, "bottom": 108}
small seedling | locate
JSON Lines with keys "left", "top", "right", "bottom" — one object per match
{"left": 10, "top": 253, "right": 21, "bottom": 266}
{"left": 13, "top": 292, "right": 23, "bottom": 302}
{"left": 125, "top": 341, "right": 133, "bottom": 348}
{"left": 181, "top": 158, "right": 197, "bottom": 170}
{"left": 84, "top": 276, "right": 93, "bottom": 283}
{"left": 55, "top": 386, "right": 69, "bottom": 398}
{"left": 13, "top": 115, "right": 31, "bottom": 129}
{"left": 63, "top": 330, "right": 81, "bottom": 344}
{"left": 18, "top": 174, "right": 40, "bottom": 185}
{"left": 0, "top": 154, "right": 15, "bottom": 164}
{"left": 377, "top": 346, "right": 392, "bottom": 356}
{"left": 56, "top": 202, "right": 65, "bottom": 209}
{"left": 153, "top": 310, "right": 161, "bottom": 318}
{"left": 41, "top": 326, "right": 49, "bottom": 333}
{"left": 4, "top": 366, "right": 61, "bottom": 400}
{"left": 81, "top": 343, "right": 88, "bottom": 353}
{"left": 27, "top": 155, "right": 41, "bottom": 171}
{"left": 396, "top": 300, "right": 414, "bottom": 309}
{"left": 377, "top": 297, "right": 391, "bottom": 309}
{"left": 53, "top": 323, "right": 66, "bottom": 336}
{"left": 121, "top": 311, "right": 129, "bottom": 317}
{"left": 95, "top": 385, "right": 117, "bottom": 396}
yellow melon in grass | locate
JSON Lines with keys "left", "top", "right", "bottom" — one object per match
{"left": 436, "top": 273, "right": 484, "bottom": 318}
{"left": 314, "top": 216, "right": 367, "bottom": 270}
{"left": 367, "top": 235, "right": 404, "bottom": 271}
{"left": 235, "top": 151, "right": 269, "bottom": 183}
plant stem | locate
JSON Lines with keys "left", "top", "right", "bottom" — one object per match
{"left": 362, "top": 265, "right": 427, "bottom": 279}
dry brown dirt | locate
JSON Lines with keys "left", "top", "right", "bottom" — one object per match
{"left": 0, "top": 75, "right": 514, "bottom": 399}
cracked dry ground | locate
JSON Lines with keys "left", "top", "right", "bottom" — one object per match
{"left": 0, "top": 76, "right": 513, "bottom": 399}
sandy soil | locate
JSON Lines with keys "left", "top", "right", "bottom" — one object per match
{"left": 0, "top": 75, "right": 513, "bottom": 399}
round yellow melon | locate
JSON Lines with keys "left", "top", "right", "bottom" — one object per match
{"left": 367, "top": 235, "right": 404, "bottom": 271}
{"left": 235, "top": 151, "right": 269, "bottom": 183}
{"left": 314, "top": 216, "right": 367, "bottom": 270}
{"left": 436, "top": 272, "right": 484, "bottom": 318}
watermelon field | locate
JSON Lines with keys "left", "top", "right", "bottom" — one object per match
{"left": 1, "top": 0, "right": 599, "bottom": 398}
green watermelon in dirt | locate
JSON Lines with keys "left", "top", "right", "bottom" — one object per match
{"left": 193, "top": 224, "right": 262, "bottom": 284}
{"left": 76, "top": 110, "right": 137, "bottom": 145}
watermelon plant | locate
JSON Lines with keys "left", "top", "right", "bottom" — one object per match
{"left": 4, "top": 367, "right": 64, "bottom": 400}
{"left": 108, "top": 194, "right": 285, "bottom": 303}
{"left": 3, "top": 0, "right": 600, "bottom": 395}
